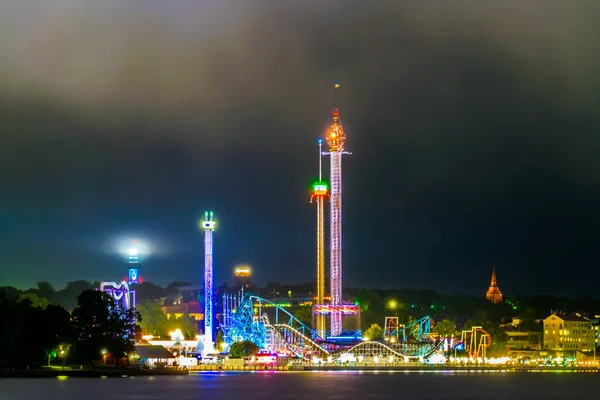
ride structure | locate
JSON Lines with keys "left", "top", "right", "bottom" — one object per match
{"left": 322, "top": 82, "right": 351, "bottom": 336}
{"left": 99, "top": 244, "right": 140, "bottom": 310}
{"left": 458, "top": 326, "right": 491, "bottom": 361}
{"left": 222, "top": 292, "right": 441, "bottom": 362}
{"left": 100, "top": 281, "right": 135, "bottom": 310}
{"left": 384, "top": 317, "right": 404, "bottom": 343}
{"left": 222, "top": 292, "right": 329, "bottom": 360}
{"left": 310, "top": 138, "right": 329, "bottom": 339}
{"left": 201, "top": 211, "right": 216, "bottom": 355}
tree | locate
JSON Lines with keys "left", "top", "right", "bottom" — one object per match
{"left": 52, "top": 280, "right": 96, "bottom": 310}
{"left": 71, "top": 290, "right": 140, "bottom": 363}
{"left": 137, "top": 302, "right": 169, "bottom": 336}
{"left": 353, "top": 289, "right": 385, "bottom": 329}
{"left": 166, "top": 281, "right": 194, "bottom": 294}
{"left": 363, "top": 323, "right": 384, "bottom": 341}
{"left": 215, "top": 330, "right": 224, "bottom": 352}
{"left": 517, "top": 308, "right": 541, "bottom": 331}
{"left": 293, "top": 305, "right": 313, "bottom": 326}
{"left": 0, "top": 288, "right": 71, "bottom": 368}
{"left": 40, "top": 304, "right": 73, "bottom": 363}
{"left": 36, "top": 282, "right": 56, "bottom": 300}
{"left": 136, "top": 282, "right": 167, "bottom": 303}
{"left": 433, "top": 319, "right": 457, "bottom": 338}
{"left": 17, "top": 293, "right": 49, "bottom": 309}
{"left": 165, "top": 315, "right": 198, "bottom": 339}
{"left": 229, "top": 341, "right": 259, "bottom": 357}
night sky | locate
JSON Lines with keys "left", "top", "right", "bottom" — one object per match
{"left": 1, "top": 2, "right": 599, "bottom": 296}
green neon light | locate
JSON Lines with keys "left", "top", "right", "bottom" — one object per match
{"left": 312, "top": 181, "right": 328, "bottom": 191}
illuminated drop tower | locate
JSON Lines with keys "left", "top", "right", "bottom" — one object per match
{"left": 201, "top": 211, "right": 216, "bottom": 355}
{"left": 324, "top": 82, "right": 351, "bottom": 336}
{"left": 310, "top": 139, "right": 329, "bottom": 339}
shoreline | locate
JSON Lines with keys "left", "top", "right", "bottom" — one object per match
{"left": 0, "top": 368, "right": 189, "bottom": 378}
{"left": 2, "top": 365, "right": 598, "bottom": 377}
{"left": 301, "top": 365, "right": 600, "bottom": 373}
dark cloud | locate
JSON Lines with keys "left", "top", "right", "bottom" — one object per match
{"left": 1, "top": 1, "right": 599, "bottom": 295}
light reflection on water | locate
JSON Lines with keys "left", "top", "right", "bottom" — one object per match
{"left": 0, "top": 370, "right": 598, "bottom": 400}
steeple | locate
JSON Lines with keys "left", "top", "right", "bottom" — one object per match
{"left": 485, "top": 266, "right": 502, "bottom": 304}
{"left": 490, "top": 267, "right": 497, "bottom": 286}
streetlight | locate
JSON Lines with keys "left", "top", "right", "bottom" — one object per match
{"left": 387, "top": 300, "right": 397, "bottom": 310}
{"left": 101, "top": 349, "right": 108, "bottom": 365}
{"left": 60, "top": 349, "right": 66, "bottom": 370}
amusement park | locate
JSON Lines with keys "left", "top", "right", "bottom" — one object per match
{"left": 92, "top": 83, "right": 508, "bottom": 370}
{"left": 94, "top": 84, "right": 598, "bottom": 371}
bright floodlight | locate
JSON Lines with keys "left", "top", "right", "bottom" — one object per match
{"left": 128, "top": 247, "right": 139, "bottom": 256}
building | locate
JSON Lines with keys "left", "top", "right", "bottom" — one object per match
{"left": 166, "top": 285, "right": 202, "bottom": 305}
{"left": 543, "top": 313, "right": 596, "bottom": 352}
{"left": 234, "top": 266, "right": 252, "bottom": 289}
{"left": 505, "top": 331, "right": 542, "bottom": 352}
{"left": 134, "top": 344, "right": 176, "bottom": 367}
{"left": 485, "top": 267, "right": 503, "bottom": 304}
{"left": 161, "top": 300, "right": 203, "bottom": 322}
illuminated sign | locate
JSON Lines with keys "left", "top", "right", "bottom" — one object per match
{"left": 129, "top": 268, "right": 140, "bottom": 283}
{"left": 234, "top": 266, "right": 252, "bottom": 277}
{"left": 252, "top": 353, "right": 278, "bottom": 365}
{"left": 312, "top": 304, "right": 360, "bottom": 315}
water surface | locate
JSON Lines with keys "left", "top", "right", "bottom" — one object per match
{"left": 1, "top": 370, "right": 598, "bottom": 399}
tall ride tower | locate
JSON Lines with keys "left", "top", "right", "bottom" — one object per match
{"left": 310, "top": 139, "right": 329, "bottom": 339}
{"left": 126, "top": 245, "right": 142, "bottom": 285}
{"left": 201, "top": 211, "right": 216, "bottom": 355}
{"left": 324, "top": 82, "right": 351, "bottom": 336}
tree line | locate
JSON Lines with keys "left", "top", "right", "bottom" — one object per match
{"left": 3, "top": 279, "right": 598, "bottom": 361}
{"left": 0, "top": 288, "right": 139, "bottom": 368}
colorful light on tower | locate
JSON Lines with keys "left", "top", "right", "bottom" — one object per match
{"left": 127, "top": 245, "right": 142, "bottom": 285}
{"left": 201, "top": 211, "right": 216, "bottom": 355}
{"left": 310, "top": 138, "right": 329, "bottom": 339}
{"left": 323, "top": 82, "right": 351, "bottom": 336}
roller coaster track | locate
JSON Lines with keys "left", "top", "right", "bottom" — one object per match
{"left": 224, "top": 293, "right": 317, "bottom": 348}
{"left": 337, "top": 338, "right": 444, "bottom": 359}
{"left": 269, "top": 323, "right": 330, "bottom": 360}
{"left": 224, "top": 293, "right": 443, "bottom": 361}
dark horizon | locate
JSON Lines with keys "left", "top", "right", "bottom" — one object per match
{"left": 2, "top": 2, "right": 599, "bottom": 297}
{"left": 5, "top": 276, "right": 600, "bottom": 302}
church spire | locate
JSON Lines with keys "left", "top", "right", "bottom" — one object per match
{"left": 486, "top": 266, "right": 502, "bottom": 304}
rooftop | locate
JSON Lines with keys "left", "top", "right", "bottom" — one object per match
{"left": 135, "top": 345, "right": 175, "bottom": 359}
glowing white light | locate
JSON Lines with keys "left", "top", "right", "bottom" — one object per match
{"left": 427, "top": 354, "right": 447, "bottom": 364}
{"left": 169, "top": 329, "right": 184, "bottom": 342}
{"left": 128, "top": 247, "right": 139, "bottom": 256}
{"left": 202, "top": 221, "right": 216, "bottom": 229}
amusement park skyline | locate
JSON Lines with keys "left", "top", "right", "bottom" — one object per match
{"left": 2, "top": 2, "right": 600, "bottom": 297}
